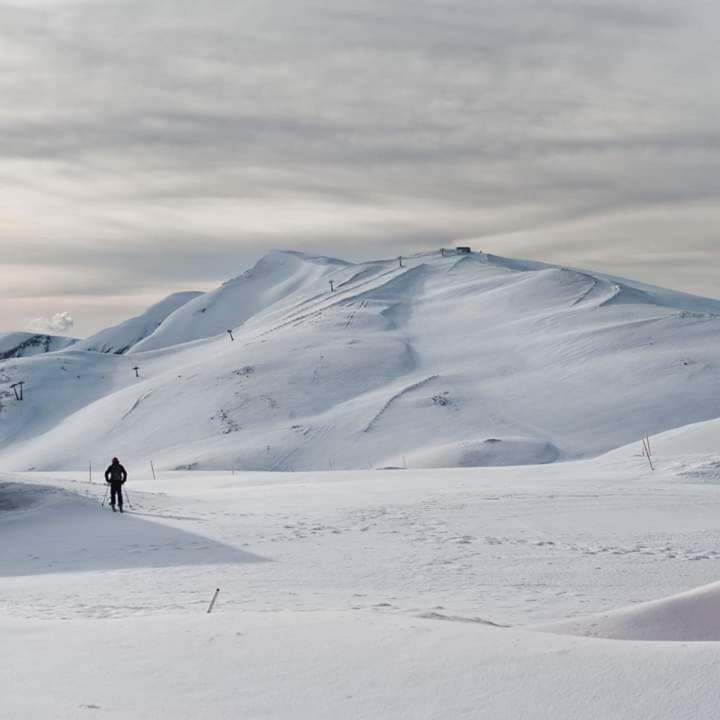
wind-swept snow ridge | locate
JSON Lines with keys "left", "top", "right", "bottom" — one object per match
{"left": 538, "top": 581, "right": 720, "bottom": 641}
{"left": 75, "top": 292, "right": 202, "bottom": 354}
{"left": 2, "top": 248, "right": 720, "bottom": 471}
{"left": 132, "top": 251, "right": 349, "bottom": 352}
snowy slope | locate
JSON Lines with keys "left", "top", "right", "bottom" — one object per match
{"left": 6, "top": 458, "right": 720, "bottom": 718}
{"left": 74, "top": 291, "right": 202, "bottom": 354}
{"left": 2, "top": 248, "right": 720, "bottom": 471}
{"left": 631, "top": 416, "right": 720, "bottom": 458}
{"left": 0, "top": 332, "right": 76, "bottom": 359}
{"left": 539, "top": 581, "right": 720, "bottom": 641}
{"left": 131, "top": 251, "right": 349, "bottom": 353}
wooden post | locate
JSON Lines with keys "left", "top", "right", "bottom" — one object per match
{"left": 329, "top": 280, "right": 335, "bottom": 293}
{"left": 150, "top": 460, "right": 157, "bottom": 481}
{"left": 10, "top": 382, "right": 24, "bottom": 400}
{"left": 398, "top": 256, "right": 404, "bottom": 268}
{"left": 207, "top": 588, "right": 221, "bottom": 614}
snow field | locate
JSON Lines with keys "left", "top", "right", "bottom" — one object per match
{"left": 7, "top": 610, "right": 720, "bottom": 720}
{"left": 5, "top": 455, "right": 720, "bottom": 718}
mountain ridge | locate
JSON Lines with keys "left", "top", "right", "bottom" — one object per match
{"left": 1, "top": 248, "right": 719, "bottom": 471}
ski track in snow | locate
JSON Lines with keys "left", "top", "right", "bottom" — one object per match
{"left": 121, "top": 391, "right": 153, "bottom": 422}
{"left": 363, "top": 374, "right": 439, "bottom": 433}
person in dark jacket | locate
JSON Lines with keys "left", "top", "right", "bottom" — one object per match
{"left": 105, "top": 457, "right": 127, "bottom": 512}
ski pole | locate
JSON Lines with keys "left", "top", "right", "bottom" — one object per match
{"left": 101, "top": 484, "right": 109, "bottom": 507}
{"left": 123, "top": 487, "right": 134, "bottom": 510}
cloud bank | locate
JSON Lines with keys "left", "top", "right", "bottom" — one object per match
{"left": 1, "top": 0, "right": 719, "bottom": 334}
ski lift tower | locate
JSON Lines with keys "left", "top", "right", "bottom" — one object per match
{"left": 9, "top": 381, "right": 25, "bottom": 401}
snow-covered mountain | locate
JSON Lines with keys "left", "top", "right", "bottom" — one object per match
{"left": 132, "top": 251, "right": 349, "bottom": 353}
{"left": 74, "top": 292, "right": 202, "bottom": 354}
{"left": 1, "top": 248, "right": 720, "bottom": 471}
{"left": 0, "top": 332, "right": 76, "bottom": 360}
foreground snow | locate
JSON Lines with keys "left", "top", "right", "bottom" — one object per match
{"left": 8, "top": 610, "right": 720, "bottom": 720}
{"left": 4, "top": 451, "right": 720, "bottom": 718}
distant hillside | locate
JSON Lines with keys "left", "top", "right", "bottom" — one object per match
{"left": 1, "top": 249, "right": 719, "bottom": 471}
{"left": 0, "top": 332, "right": 76, "bottom": 360}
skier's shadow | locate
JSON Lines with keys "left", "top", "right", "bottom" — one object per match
{"left": 0, "top": 482, "right": 270, "bottom": 577}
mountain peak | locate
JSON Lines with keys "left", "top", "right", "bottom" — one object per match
{"left": 2, "top": 248, "right": 720, "bottom": 471}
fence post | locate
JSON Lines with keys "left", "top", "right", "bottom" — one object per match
{"left": 642, "top": 436, "right": 655, "bottom": 471}
{"left": 207, "top": 588, "right": 221, "bottom": 614}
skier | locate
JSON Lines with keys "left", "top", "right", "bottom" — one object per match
{"left": 105, "top": 457, "right": 127, "bottom": 512}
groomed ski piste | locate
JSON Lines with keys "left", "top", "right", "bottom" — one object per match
{"left": 4, "top": 249, "right": 720, "bottom": 718}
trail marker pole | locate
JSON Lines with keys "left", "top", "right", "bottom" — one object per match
{"left": 398, "top": 256, "right": 404, "bottom": 268}
{"left": 329, "top": 280, "right": 335, "bottom": 293}
{"left": 227, "top": 330, "right": 235, "bottom": 342}
{"left": 642, "top": 436, "right": 655, "bottom": 471}
{"left": 150, "top": 461, "right": 157, "bottom": 481}
{"left": 207, "top": 588, "right": 221, "bottom": 614}
{"left": 89, "top": 460, "right": 93, "bottom": 484}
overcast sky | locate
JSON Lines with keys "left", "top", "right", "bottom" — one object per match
{"left": 2, "top": 0, "right": 720, "bottom": 336}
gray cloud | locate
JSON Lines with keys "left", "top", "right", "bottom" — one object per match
{"left": 1, "top": 0, "right": 720, "bottom": 334}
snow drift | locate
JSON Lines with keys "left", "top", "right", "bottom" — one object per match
{"left": 539, "top": 581, "right": 720, "bottom": 642}
{"left": 384, "top": 437, "right": 560, "bottom": 468}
